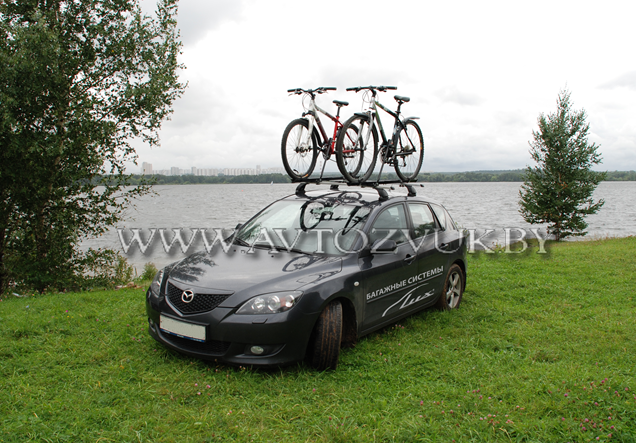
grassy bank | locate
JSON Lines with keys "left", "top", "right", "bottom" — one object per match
{"left": 2, "top": 237, "right": 635, "bottom": 442}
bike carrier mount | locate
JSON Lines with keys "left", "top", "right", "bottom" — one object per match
{"left": 292, "top": 177, "right": 423, "bottom": 201}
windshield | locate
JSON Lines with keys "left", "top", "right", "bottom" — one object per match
{"left": 235, "top": 199, "right": 371, "bottom": 255}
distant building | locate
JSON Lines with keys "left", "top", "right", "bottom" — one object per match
{"left": 148, "top": 164, "right": 283, "bottom": 176}
{"left": 142, "top": 162, "right": 152, "bottom": 175}
{"left": 261, "top": 167, "right": 285, "bottom": 174}
{"left": 196, "top": 168, "right": 219, "bottom": 176}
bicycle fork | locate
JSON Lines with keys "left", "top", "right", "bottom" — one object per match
{"left": 317, "top": 104, "right": 345, "bottom": 179}
{"left": 348, "top": 112, "right": 374, "bottom": 157}
{"left": 299, "top": 112, "right": 316, "bottom": 155}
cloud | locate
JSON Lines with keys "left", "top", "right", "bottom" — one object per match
{"left": 599, "top": 71, "right": 636, "bottom": 91}
{"left": 309, "top": 66, "right": 420, "bottom": 92}
{"left": 166, "top": 84, "right": 234, "bottom": 130}
{"left": 177, "top": 0, "right": 246, "bottom": 45}
{"left": 434, "top": 86, "right": 485, "bottom": 106}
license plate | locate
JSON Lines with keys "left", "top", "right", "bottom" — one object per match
{"left": 160, "top": 315, "right": 206, "bottom": 342}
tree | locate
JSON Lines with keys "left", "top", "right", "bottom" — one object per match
{"left": 519, "top": 90, "right": 606, "bottom": 241}
{"left": 0, "top": 0, "right": 185, "bottom": 292}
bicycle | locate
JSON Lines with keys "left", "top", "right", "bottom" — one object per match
{"left": 281, "top": 87, "right": 352, "bottom": 180}
{"left": 335, "top": 85, "right": 424, "bottom": 183}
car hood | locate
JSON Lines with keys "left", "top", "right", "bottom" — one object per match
{"left": 167, "top": 247, "right": 342, "bottom": 303}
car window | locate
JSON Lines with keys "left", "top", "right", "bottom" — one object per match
{"left": 443, "top": 208, "right": 458, "bottom": 231}
{"left": 430, "top": 203, "right": 457, "bottom": 231}
{"left": 368, "top": 204, "right": 408, "bottom": 245}
{"left": 407, "top": 203, "right": 437, "bottom": 238}
{"left": 430, "top": 203, "right": 448, "bottom": 230}
{"left": 236, "top": 199, "right": 371, "bottom": 255}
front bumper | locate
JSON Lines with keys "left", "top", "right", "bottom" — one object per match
{"left": 145, "top": 289, "right": 318, "bottom": 366}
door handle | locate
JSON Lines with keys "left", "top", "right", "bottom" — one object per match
{"left": 404, "top": 254, "right": 416, "bottom": 264}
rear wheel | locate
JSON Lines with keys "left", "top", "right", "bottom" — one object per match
{"left": 336, "top": 115, "right": 377, "bottom": 184}
{"left": 281, "top": 118, "right": 318, "bottom": 180}
{"left": 394, "top": 120, "right": 424, "bottom": 182}
{"left": 308, "top": 300, "right": 343, "bottom": 370}
{"left": 436, "top": 264, "right": 464, "bottom": 310}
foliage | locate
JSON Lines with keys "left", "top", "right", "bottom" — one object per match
{"left": 604, "top": 170, "right": 636, "bottom": 181}
{"left": 75, "top": 248, "right": 135, "bottom": 289}
{"left": 1, "top": 237, "right": 635, "bottom": 441}
{"left": 419, "top": 170, "right": 526, "bottom": 182}
{"left": 0, "top": 0, "right": 185, "bottom": 292}
{"left": 113, "top": 172, "right": 293, "bottom": 186}
{"left": 138, "top": 261, "right": 159, "bottom": 282}
{"left": 519, "top": 90, "right": 606, "bottom": 240}
{"left": 109, "top": 170, "right": 636, "bottom": 186}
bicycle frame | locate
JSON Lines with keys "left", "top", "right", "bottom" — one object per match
{"left": 360, "top": 92, "right": 419, "bottom": 165}
{"left": 301, "top": 95, "right": 344, "bottom": 157}
{"left": 365, "top": 92, "right": 404, "bottom": 149}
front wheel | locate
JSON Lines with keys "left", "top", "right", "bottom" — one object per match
{"left": 281, "top": 118, "right": 318, "bottom": 180}
{"left": 436, "top": 264, "right": 464, "bottom": 310}
{"left": 394, "top": 119, "right": 424, "bottom": 182}
{"left": 308, "top": 300, "right": 343, "bottom": 370}
{"left": 335, "top": 115, "right": 378, "bottom": 184}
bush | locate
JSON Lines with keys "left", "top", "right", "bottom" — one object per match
{"left": 75, "top": 248, "right": 135, "bottom": 289}
{"left": 138, "top": 262, "right": 158, "bottom": 283}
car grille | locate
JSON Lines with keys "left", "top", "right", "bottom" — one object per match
{"left": 167, "top": 282, "right": 231, "bottom": 314}
{"left": 164, "top": 334, "right": 231, "bottom": 355}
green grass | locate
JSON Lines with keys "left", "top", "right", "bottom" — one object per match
{"left": 1, "top": 237, "right": 636, "bottom": 442}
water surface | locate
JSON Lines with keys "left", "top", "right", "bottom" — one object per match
{"left": 84, "top": 181, "right": 636, "bottom": 271}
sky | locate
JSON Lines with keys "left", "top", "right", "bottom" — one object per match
{"left": 134, "top": 0, "right": 636, "bottom": 173}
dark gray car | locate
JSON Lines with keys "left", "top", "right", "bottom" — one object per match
{"left": 146, "top": 183, "right": 467, "bottom": 370}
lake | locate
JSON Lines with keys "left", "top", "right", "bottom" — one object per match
{"left": 83, "top": 181, "right": 636, "bottom": 272}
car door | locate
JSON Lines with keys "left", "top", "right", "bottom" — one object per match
{"left": 401, "top": 202, "right": 448, "bottom": 310}
{"left": 359, "top": 203, "right": 417, "bottom": 332}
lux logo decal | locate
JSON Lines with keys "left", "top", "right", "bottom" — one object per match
{"left": 382, "top": 284, "right": 435, "bottom": 318}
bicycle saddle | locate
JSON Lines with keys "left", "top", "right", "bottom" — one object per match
{"left": 394, "top": 95, "right": 410, "bottom": 103}
{"left": 333, "top": 100, "right": 349, "bottom": 107}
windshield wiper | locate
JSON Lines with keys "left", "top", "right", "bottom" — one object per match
{"left": 233, "top": 237, "right": 251, "bottom": 247}
{"left": 250, "top": 243, "right": 313, "bottom": 255}
{"left": 285, "top": 247, "right": 313, "bottom": 255}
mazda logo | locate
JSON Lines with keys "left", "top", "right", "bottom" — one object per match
{"left": 181, "top": 290, "right": 195, "bottom": 303}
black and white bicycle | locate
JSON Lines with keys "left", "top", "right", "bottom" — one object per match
{"left": 335, "top": 86, "right": 424, "bottom": 183}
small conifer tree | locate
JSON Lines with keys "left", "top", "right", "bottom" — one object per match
{"left": 519, "top": 90, "right": 606, "bottom": 241}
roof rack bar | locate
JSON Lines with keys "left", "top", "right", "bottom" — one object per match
{"left": 290, "top": 177, "right": 418, "bottom": 185}
{"left": 292, "top": 178, "right": 422, "bottom": 200}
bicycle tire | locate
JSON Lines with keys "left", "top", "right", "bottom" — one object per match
{"left": 394, "top": 119, "right": 424, "bottom": 182}
{"left": 281, "top": 118, "right": 318, "bottom": 179}
{"left": 335, "top": 115, "right": 378, "bottom": 184}
{"left": 300, "top": 201, "right": 322, "bottom": 231}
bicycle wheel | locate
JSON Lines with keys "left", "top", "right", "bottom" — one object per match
{"left": 394, "top": 119, "right": 424, "bottom": 182}
{"left": 281, "top": 118, "right": 318, "bottom": 180}
{"left": 335, "top": 115, "right": 378, "bottom": 184}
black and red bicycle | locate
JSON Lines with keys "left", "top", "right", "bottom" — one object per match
{"left": 281, "top": 87, "right": 353, "bottom": 180}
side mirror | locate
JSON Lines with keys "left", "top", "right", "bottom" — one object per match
{"left": 235, "top": 223, "right": 243, "bottom": 230}
{"left": 370, "top": 238, "right": 398, "bottom": 254}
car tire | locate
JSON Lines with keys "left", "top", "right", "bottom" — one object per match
{"left": 436, "top": 264, "right": 464, "bottom": 310}
{"left": 308, "top": 300, "right": 343, "bottom": 370}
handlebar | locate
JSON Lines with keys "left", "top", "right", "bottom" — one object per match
{"left": 346, "top": 85, "right": 397, "bottom": 92}
{"left": 287, "top": 87, "right": 337, "bottom": 95}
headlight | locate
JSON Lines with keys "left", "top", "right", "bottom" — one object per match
{"left": 150, "top": 269, "right": 164, "bottom": 296}
{"left": 236, "top": 291, "right": 302, "bottom": 315}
